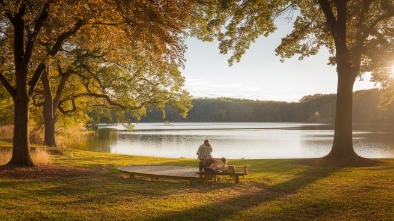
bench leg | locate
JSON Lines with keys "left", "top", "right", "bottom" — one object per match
{"left": 235, "top": 175, "right": 240, "bottom": 184}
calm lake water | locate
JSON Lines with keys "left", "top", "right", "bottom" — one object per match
{"left": 69, "top": 122, "right": 394, "bottom": 159}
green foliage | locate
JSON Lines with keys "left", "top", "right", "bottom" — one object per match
{"left": 19, "top": 0, "right": 193, "bottom": 127}
{"left": 0, "top": 86, "right": 13, "bottom": 126}
{"left": 137, "top": 89, "right": 393, "bottom": 123}
{"left": 0, "top": 1, "right": 194, "bottom": 154}
{"left": 190, "top": 0, "right": 285, "bottom": 65}
{"left": 191, "top": 0, "right": 394, "bottom": 102}
{"left": 299, "top": 93, "right": 326, "bottom": 103}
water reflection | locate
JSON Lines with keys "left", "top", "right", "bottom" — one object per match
{"left": 69, "top": 123, "right": 394, "bottom": 159}
{"left": 353, "top": 132, "right": 394, "bottom": 158}
{"left": 67, "top": 129, "right": 119, "bottom": 153}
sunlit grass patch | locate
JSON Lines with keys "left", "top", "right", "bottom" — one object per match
{"left": 31, "top": 148, "right": 51, "bottom": 165}
{"left": 0, "top": 148, "right": 51, "bottom": 165}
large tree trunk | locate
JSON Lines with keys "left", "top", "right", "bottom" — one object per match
{"left": 7, "top": 79, "right": 34, "bottom": 166}
{"left": 5, "top": 3, "right": 51, "bottom": 166}
{"left": 43, "top": 98, "right": 57, "bottom": 147}
{"left": 325, "top": 65, "right": 358, "bottom": 160}
{"left": 41, "top": 70, "right": 57, "bottom": 147}
{"left": 6, "top": 5, "right": 34, "bottom": 166}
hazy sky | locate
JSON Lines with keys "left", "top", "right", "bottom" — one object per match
{"left": 182, "top": 22, "right": 377, "bottom": 102}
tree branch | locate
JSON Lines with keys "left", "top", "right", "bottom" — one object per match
{"left": 28, "top": 63, "right": 46, "bottom": 96}
{"left": 13, "top": 4, "right": 26, "bottom": 67}
{"left": 22, "top": 3, "right": 50, "bottom": 68}
{"left": 356, "top": 0, "right": 373, "bottom": 34}
{"left": 57, "top": 92, "right": 129, "bottom": 115}
{"left": 79, "top": 64, "right": 106, "bottom": 89}
{"left": 48, "top": 20, "right": 84, "bottom": 56}
{"left": 28, "top": 19, "right": 84, "bottom": 95}
{"left": 57, "top": 99, "right": 77, "bottom": 115}
{"left": 334, "top": 0, "right": 346, "bottom": 38}
{"left": 318, "top": 0, "right": 338, "bottom": 42}
{"left": 0, "top": 72, "right": 16, "bottom": 98}
{"left": 5, "top": 12, "right": 15, "bottom": 27}
{"left": 53, "top": 66, "right": 72, "bottom": 109}
{"left": 361, "top": 10, "right": 394, "bottom": 42}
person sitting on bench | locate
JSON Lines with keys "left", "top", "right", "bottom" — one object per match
{"left": 203, "top": 158, "right": 228, "bottom": 172}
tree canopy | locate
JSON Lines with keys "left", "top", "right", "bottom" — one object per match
{"left": 0, "top": 0, "right": 193, "bottom": 165}
{"left": 191, "top": 0, "right": 394, "bottom": 161}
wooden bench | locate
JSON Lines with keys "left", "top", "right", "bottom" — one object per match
{"left": 197, "top": 165, "right": 250, "bottom": 184}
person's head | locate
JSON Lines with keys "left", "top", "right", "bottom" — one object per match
{"left": 204, "top": 139, "right": 211, "bottom": 147}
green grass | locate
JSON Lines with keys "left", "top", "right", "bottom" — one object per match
{"left": 1, "top": 146, "right": 394, "bottom": 220}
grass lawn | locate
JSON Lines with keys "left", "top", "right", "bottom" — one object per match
{"left": 1, "top": 146, "right": 394, "bottom": 221}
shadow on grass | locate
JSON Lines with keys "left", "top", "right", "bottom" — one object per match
{"left": 294, "top": 156, "right": 383, "bottom": 167}
{"left": 2, "top": 157, "right": 389, "bottom": 220}
{"left": 148, "top": 165, "right": 339, "bottom": 221}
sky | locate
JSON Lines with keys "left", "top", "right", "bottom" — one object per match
{"left": 181, "top": 22, "right": 377, "bottom": 103}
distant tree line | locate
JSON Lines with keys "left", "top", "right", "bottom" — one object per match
{"left": 135, "top": 89, "right": 394, "bottom": 123}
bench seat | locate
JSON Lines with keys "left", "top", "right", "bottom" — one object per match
{"left": 197, "top": 165, "right": 250, "bottom": 183}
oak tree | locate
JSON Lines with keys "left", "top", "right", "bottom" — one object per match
{"left": 191, "top": 0, "right": 394, "bottom": 161}
{"left": 0, "top": 0, "right": 192, "bottom": 165}
{"left": 34, "top": 34, "right": 191, "bottom": 147}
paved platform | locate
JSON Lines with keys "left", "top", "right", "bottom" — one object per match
{"left": 117, "top": 165, "right": 200, "bottom": 180}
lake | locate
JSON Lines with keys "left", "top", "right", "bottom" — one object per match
{"left": 69, "top": 122, "right": 394, "bottom": 159}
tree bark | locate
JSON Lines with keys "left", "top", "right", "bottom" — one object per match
{"left": 7, "top": 75, "right": 34, "bottom": 166}
{"left": 7, "top": 6, "right": 35, "bottom": 166}
{"left": 325, "top": 65, "right": 358, "bottom": 159}
{"left": 319, "top": 1, "right": 363, "bottom": 161}
{"left": 41, "top": 69, "right": 57, "bottom": 147}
